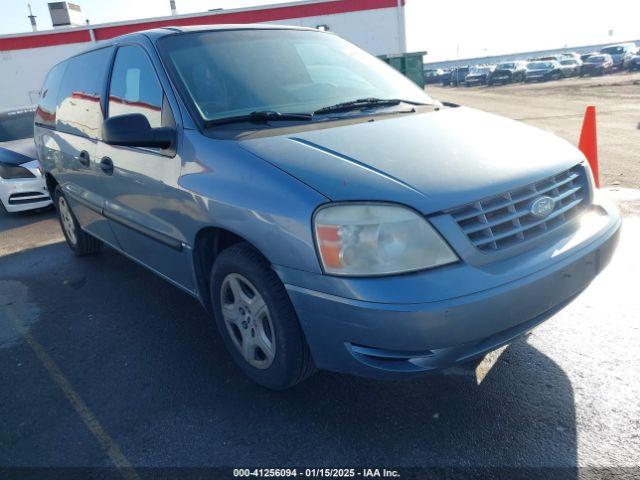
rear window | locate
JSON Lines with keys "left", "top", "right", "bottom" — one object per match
{"left": 601, "top": 46, "right": 623, "bottom": 54}
{"left": 35, "top": 62, "right": 66, "bottom": 129}
{"left": 56, "top": 47, "right": 112, "bottom": 138}
{"left": 529, "top": 62, "right": 554, "bottom": 69}
{"left": 0, "top": 108, "right": 36, "bottom": 142}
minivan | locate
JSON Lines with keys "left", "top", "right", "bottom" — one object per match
{"left": 35, "top": 26, "right": 621, "bottom": 389}
{"left": 600, "top": 43, "right": 637, "bottom": 69}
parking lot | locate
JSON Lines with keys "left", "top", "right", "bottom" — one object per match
{"left": 2, "top": 74, "right": 640, "bottom": 477}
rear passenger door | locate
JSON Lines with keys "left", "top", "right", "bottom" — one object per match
{"left": 52, "top": 47, "right": 120, "bottom": 245}
{"left": 95, "top": 44, "right": 195, "bottom": 291}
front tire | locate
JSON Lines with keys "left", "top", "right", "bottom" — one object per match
{"left": 54, "top": 186, "right": 102, "bottom": 256}
{"left": 210, "top": 243, "right": 314, "bottom": 389}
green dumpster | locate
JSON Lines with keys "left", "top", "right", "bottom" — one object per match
{"left": 378, "top": 51, "right": 427, "bottom": 88}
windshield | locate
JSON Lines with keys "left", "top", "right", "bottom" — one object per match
{"left": 159, "top": 29, "right": 434, "bottom": 123}
{"left": 528, "top": 62, "right": 553, "bottom": 69}
{"left": 498, "top": 63, "right": 516, "bottom": 69}
{"left": 560, "top": 60, "right": 575, "bottom": 65}
{"left": 587, "top": 56, "right": 606, "bottom": 63}
{"left": 601, "top": 46, "right": 623, "bottom": 55}
{"left": 0, "top": 108, "right": 35, "bottom": 142}
{"left": 470, "top": 66, "right": 491, "bottom": 74}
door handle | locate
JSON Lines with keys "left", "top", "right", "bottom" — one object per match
{"left": 100, "top": 157, "right": 114, "bottom": 175}
{"left": 77, "top": 150, "right": 90, "bottom": 167}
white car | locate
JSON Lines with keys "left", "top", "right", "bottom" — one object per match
{"left": 0, "top": 107, "right": 51, "bottom": 213}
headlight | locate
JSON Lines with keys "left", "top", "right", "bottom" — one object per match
{"left": 0, "top": 164, "right": 35, "bottom": 179}
{"left": 314, "top": 203, "right": 458, "bottom": 276}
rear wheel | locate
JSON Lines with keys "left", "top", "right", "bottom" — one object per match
{"left": 54, "top": 186, "right": 102, "bottom": 256}
{"left": 210, "top": 242, "right": 314, "bottom": 389}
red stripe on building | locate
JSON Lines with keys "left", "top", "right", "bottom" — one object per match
{"left": 0, "top": 0, "right": 404, "bottom": 51}
{"left": 0, "top": 29, "right": 91, "bottom": 51}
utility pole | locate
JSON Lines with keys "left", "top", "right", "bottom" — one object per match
{"left": 396, "top": 0, "right": 407, "bottom": 54}
{"left": 27, "top": 4, "right": 37, "bottom": 31}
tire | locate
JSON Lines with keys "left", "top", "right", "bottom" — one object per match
{"left": 54, "top": 185, "right": 102, "bottom": 256}
{"left": 210, "top": 242, "right": 315, "bottom": 389}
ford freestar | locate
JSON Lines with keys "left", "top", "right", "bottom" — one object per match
{"left": 35, "top": 26, "right": 620, "bottom": 389}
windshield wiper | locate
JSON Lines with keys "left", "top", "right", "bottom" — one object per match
{"left": 313, "top": 98, "right": 432, "bottom": 115}
{"left": 204, "top": 110, "right": 314, "bottom": 128}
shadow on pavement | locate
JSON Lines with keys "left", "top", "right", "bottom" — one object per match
{"left": 0, "top": 242, "right": 577, "bottom": 476}
{"left": 0, "top": 205, "right": 55, "bottom": 233}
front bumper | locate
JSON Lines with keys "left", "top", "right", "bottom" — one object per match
{"left": 0, "top": 177, "right": 52, "bottom": 213}
{"left": 465, "top": 76, "right": 485, "bottom": 85}
{"left": 526, "top": 73, "right": 548, "bottom": 81}
{"left": 280, "top": 194, "right": 621, "bottom": 379}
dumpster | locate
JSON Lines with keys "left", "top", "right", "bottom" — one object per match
{"left": 378, "top": 51, "right": 427, "bottom": 88}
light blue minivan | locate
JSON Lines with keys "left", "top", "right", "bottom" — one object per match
{"left": 35, "top": 26, "right": 620, "bottom": 389}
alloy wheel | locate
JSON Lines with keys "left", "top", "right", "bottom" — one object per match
{"left": 58, "top": 196, "right": 77, "bottom": 245}
{"left": 220, "top": 273, "right": 276, "bottom": 369}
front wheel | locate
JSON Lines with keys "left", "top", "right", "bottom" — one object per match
{"left": 54, "top": 186, "right": 102, "bottom": 256}
{"left": 210, "top": 243, "right": 315, "bottom": 389}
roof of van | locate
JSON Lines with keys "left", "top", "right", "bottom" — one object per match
{"left": 131, "top": 24, "right": 320, "bottom": 42}
{"left": 71, "top": 24, "right": 325, "bottom": 49}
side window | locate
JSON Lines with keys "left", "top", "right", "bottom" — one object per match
{"left": 56, "top": 48, "right": 112, "bottom": 138}
{"left": 108, "top": 46, "right": 163, "bottom": 129}
{"left": 35, "top": 62, "right": 66, "bottom": 129}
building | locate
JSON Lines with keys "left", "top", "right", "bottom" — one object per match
{"left": 0, "top": 0, "right": 408, "bottom": 109}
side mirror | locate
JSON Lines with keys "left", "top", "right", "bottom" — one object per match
{"left": 103, "top": 113, "right": 174, "bottom": 150}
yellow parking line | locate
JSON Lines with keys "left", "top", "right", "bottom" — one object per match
{"left": 6, "top": 308, "right": 139, "bottom": 480}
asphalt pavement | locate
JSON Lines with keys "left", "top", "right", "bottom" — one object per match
{"left": 1, "top": 190, "right": 639, "bottom": 479}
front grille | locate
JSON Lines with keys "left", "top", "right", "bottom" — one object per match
{"left": 8, "top": 191, "right": 50, "bottom": 205}
{"left": 450, "top": 166, "right": 588, "bottom": 252}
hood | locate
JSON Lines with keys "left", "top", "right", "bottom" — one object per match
{"left": 527, "top": 68, "right": 552, "bottom": 74}
{"left": 0, "top": 138, "right": 37, "bottom": 166}
{"left": 239, "top": 107, "right": 583, "bottom": 214}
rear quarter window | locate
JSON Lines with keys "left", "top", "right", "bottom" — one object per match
{"left": 56, "top": 47, "right": 112, "bottom": 139}
{"left": 35, "top": 62, "right": 66, "bottom": 129}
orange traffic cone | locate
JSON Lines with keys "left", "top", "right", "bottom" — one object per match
{"left": 578, "top": 106, "right": 600, "bottom": 188}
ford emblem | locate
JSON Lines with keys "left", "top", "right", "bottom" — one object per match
{"left": 530, "top": 196, "right": 556, "bottom": 218}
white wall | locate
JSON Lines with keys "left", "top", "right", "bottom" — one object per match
{"left": 0, "top": 6, "right": 405, "bottom": 110}
{"left": 265, "top": 7, "right": 405, "bottom": 57}
{"left": 0, "top": 42, "right": 88, "bottom": 110}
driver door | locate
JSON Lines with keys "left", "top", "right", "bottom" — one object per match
{"left": 94, "top": 44, "right": 195, "bottom": 291}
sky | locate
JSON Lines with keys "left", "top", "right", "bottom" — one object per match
{"left": 1, "top": 0, "right": 639, "bottom": 61}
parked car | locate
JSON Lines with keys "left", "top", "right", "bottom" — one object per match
{"left": 441, "top": 66, "right": 469, "bottom": 86}
{"left": 525, "top": 60, "right": 564, "bottom": 82}
{"left": 464, "top": 65, "right": 495, "bottom": 86}
{"left": 558, "top": 58, "right": 582, "bottom": 77}
{"left": 580, "top": 54, "right": 614, "bottom": 76}
{"left": 628, "top": 54, "right": 640, "bottom": 71}
{"left": 0, "top": 106, "right": 52, "bottom": 213}
{"left": 36, "top": 26, "right": 621, "bottom": 389}
{"left": 559, "top": 52, "right": 582, "bottom": 62}
{"left": 529, "top": 55, "right": 561, "bottom": 62}
{"left": 600, "top": 43, "right": 637, "bottom": 69}
{"left": 580, "top": 51, "right": 600, "bottom": 62}
{"left": 489, "top": 61, "right": 527, "bottom": 84}
{"left": 424, "top": 68, "right": 444, "bottom": 84}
